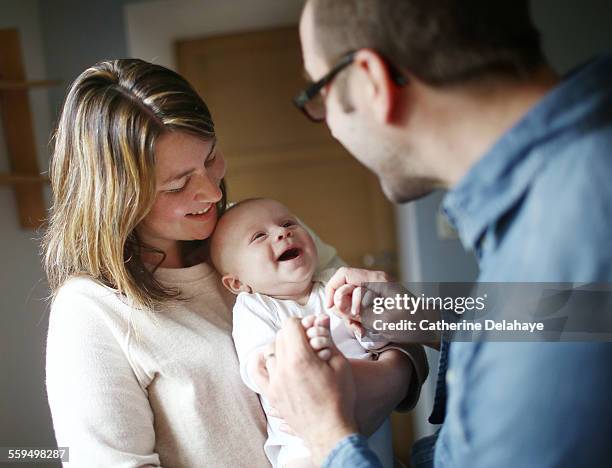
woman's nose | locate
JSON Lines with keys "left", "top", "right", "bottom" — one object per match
{"left": 193, "top": 172, "right": 222, "bottom": 203}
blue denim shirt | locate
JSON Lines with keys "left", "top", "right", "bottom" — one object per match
{"left": 323, "top": 56, "right": 612, "bottom": 468}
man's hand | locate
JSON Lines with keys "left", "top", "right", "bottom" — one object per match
{"left": 253, "top": 318, "right": 358, "bottom": 464}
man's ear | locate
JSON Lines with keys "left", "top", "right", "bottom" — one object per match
{"left": 353, "top": 48, "right": 404, "bottom": 124}
{"left": 221, "top": 274, "right": 253, "bottom": 295}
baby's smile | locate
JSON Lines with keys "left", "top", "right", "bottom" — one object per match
{"left": 277, "top": 247, "right": 303, "bottom": 262}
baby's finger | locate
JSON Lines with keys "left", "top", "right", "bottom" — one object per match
{"left": 333, "top": 284, "right": 357, "bottom": 317}
{"left": 306, "top": 326, "right": 330, "bottom": 339}
{"left": 301, "top": 315, "right": 316, "bottom": 329}
{"left": 350, "top": 286, "right": 363, "bottom": 317}
{"left": 310, "top": 336, "right": 332, "bottom": 350}
{"left": 314, "top": 314, "right": 330, "bottom": 327}
{"left": 317, "top": 348, "right": 332, "bottom": 361}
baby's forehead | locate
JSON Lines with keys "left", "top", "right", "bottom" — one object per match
{"left": 234, "top": 199, "right": 290, "bottom": 220}
{"left": 223, "top": 199, "right": 292, "bottom": 231}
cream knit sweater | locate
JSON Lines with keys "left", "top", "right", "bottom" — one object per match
{"left": 46, "top": 262, "right": 272, "bottom": 467}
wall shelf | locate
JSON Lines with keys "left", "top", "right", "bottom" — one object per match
{"left": 0, "top": 79, "right": 60, "bottom": 90}
{"left": 0, "top": 28, "right": 59, "bottom": 230}
{"left": 0, "top": 172, "right": 50, "bottom": 185}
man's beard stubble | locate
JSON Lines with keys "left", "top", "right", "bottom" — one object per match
{"left": 335, "top": 77, "right": 440, "bottom": 204}
{"left": 376, "top": 142, "right": 439, "bottom": 204}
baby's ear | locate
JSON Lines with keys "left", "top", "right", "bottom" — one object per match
{"left": 221, "top": 274, "right": 252, "bottom": 295}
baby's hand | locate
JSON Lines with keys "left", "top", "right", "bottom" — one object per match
{"left": 345, "top": 317, "right": 365, "bottom": 340}
{"left": 301, "top": 314, "right": 333, "bottom": 361}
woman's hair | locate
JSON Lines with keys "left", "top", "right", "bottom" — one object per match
{"left": 42, "top": 58, "right": 226, "bottom": 310}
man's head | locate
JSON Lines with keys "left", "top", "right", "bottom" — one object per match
{"left": 299, "top": 0, "right": 546, "bottom": 202}
{"left": 210, "top": 198, "right": 318, "bottom": 297}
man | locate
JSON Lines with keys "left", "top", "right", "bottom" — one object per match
{"left": 255, "top": 1, "right": 612, "bottom": 467}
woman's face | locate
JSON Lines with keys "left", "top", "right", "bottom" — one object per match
{"left": 137, "top": 131, "right": 226, "bottom": 252}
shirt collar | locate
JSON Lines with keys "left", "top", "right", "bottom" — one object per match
{"left": 442, "top": 55, "right": 612, "bottom": 251}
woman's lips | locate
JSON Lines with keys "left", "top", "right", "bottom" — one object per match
{"left": 186, "top": 204, "right": 216, "bottom": 221}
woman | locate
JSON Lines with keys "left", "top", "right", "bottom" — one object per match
{"left": 43, "top": 59, "right": 426, "bottom": 467}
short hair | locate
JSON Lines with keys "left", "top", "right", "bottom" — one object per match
{"left": 308, "top": 0, "right": 545, "bottom": 85}
{"left": 210, "top": 198, "right": 265, "bottom": 274}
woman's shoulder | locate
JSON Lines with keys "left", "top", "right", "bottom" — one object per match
{"left": 50, "top": 276, "right": 133, "bottom": 334}
{"left": 54, "top": 276, "right": 121, "bottom": 309}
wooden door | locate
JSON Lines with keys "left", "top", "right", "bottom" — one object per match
{"left": 176, "top": 26, "right": 413, "bottom": 465}
{"left": 176, "top": 26, "right": 398, "bottom": 274}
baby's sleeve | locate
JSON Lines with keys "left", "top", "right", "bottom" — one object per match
{"left": 232, "top": 294, "right": 279, "bottom": 393}
{"left": 355, "top": 329, "right": 390, "bottom": 351}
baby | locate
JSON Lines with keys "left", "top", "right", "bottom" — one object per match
{"left": 210, "top": 198, "right": 393, "bottom": 468}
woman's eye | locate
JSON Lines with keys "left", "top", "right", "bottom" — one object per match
{"left": 165, "top": 177, "right": 190, "bottom": 193}
{"left": 205, "top": 152, "right": 217, "bottom": 167}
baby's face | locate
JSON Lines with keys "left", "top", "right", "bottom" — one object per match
{"left": 214, "top": 199, "right": 317, "bottom": 296}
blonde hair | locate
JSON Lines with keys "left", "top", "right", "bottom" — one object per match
{"left": 42, "top": 59, "right": 226, "bottom": 310}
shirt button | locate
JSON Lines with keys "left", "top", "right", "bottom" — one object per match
{"left": 446, "top": 369, "right": 455, "bottom": 385}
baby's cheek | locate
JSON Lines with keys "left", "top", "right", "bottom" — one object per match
{"left": 303, "top": 233, "right": 318, "bottom": 257}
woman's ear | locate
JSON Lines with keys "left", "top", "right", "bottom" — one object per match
{"left": 221, "top": 274, "right": 252, "bottom": 295}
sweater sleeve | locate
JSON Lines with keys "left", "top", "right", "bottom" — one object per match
{"left": 374, "top": 342, "right": 429, "bottom": 412}
{"left": 46, "top": 282, "right": 162, "bottom": 467}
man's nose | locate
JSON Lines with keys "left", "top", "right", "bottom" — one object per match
{"left": 193, "top": 172, "right": 222, "bottom": 203}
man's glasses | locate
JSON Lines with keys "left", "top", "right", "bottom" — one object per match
{"left": 293, "top": 50, "right": 407, "bottom": 122}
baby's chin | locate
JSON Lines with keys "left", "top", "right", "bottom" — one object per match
{"left": 253, "top": 271, "right": 316, "bottom": 297}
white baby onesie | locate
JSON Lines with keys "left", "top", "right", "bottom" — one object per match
{"left": 232, "top": 281, "right": 393, "bottom": 468}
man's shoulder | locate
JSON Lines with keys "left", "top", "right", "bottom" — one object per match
{"left": 529, "top": 135, "right": 612, "bottom": 223}
{"left": 488, "top": 136, "right": 612, "bottom": 281}
{"left": 538, "top": 125, "right": 612, "bottom": 185}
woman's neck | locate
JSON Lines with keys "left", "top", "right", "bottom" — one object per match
{"left": 141, "top": 240, "right": 208, "bottom": 269}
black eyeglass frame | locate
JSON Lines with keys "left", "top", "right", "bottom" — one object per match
{"left": 293, "top": 50, "right": 408, "bottom": 122}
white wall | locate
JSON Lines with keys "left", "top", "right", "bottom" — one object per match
{"left": 0, "top": 0, "right": 55, "bottom": 458}
{"left": 125, "top": 0, "right": 305, "bottom": 70}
